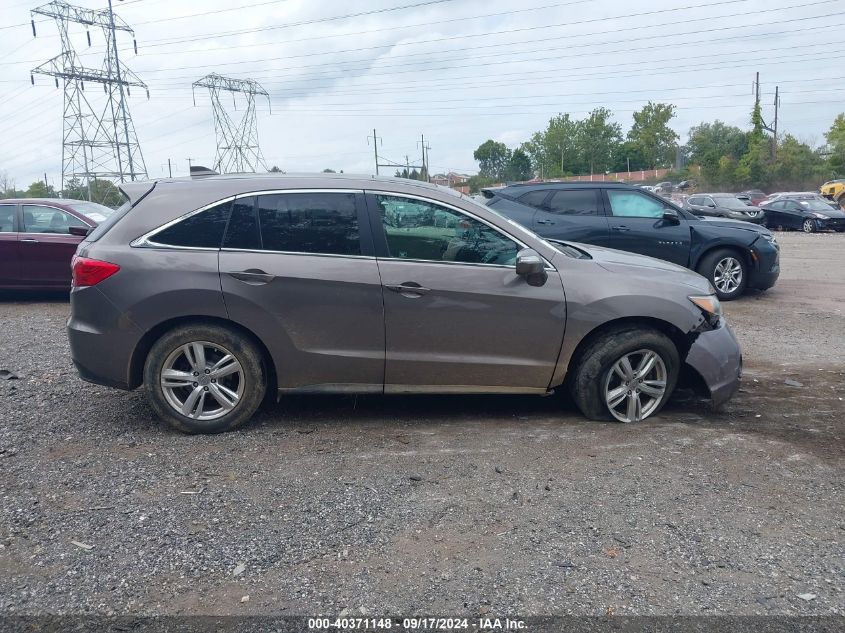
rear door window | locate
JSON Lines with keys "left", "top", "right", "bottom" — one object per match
{"left": 223, "top": 192, "right": 361, "bottom": 256}
{"left": 150, "top": 200, "right": 232, "bottom": 248}
{"left": 546, "top": 190, "right": 600, "bottom": 215}
{"left": 518, "top": 190, "right": 551, "bottom": 208}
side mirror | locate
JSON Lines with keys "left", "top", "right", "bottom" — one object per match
{"left": 68, "top": 225, "right": 92, "bottom": 237}
{"left": 706, "top": 203, "right": 716, "bottom": 208}
{"left": 516, "top": 248, "right": 548, "bottom": 287}
{"left": 662, "top": 208, "right": 680, "bottom": 224}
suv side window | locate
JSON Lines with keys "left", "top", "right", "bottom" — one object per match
{"left": 22, "top": 205, "right": 87, "bottom": 234}
{"left": 547, "top": 190, "right": 599, "bottom": 215}
{"left": 152, "top": 200, "right": 232, "bottom": 248}
{"left": 0, "top": 205, "right": 15, "bottom": 232}
{"left": 687, "top": 196, "right": 702, "bottom": 206}
{"left": 606, "top": 190, "right": 665, "bottom": 218}
{"left": 223, "top": 192, "right": 361, "bottom": 256}
{"left": 375, "top": 195, "right": 519, "bottom": 266}
{"left": 518, "top": 190, "right": 551, "bottom": 208}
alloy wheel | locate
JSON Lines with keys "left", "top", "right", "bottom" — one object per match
{"left": 160, "top": 341, "right": 244, "bottom": 421}
{"left": 603, "top": 349, "right": 668, "bottom": 423}
{"left": 803, "top": 219, "right": 816, "bottom": 233}
{"left": 713, "top": 257, "right": 743, "bottom": 295}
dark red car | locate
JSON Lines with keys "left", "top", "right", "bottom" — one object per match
{"left": 740, "top": 190, "right": 767, "bottom": 206}
{"left": 0, "top": 198, "right": 115, "bottom": 290}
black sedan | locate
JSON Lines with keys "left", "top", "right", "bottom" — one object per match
{"left": 685, "top": 193, "right": 764, "bottom": 224}
{"left": 761, "top": 197, "right": 845, "bottom": 233}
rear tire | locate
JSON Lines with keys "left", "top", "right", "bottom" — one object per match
{"left": 697, "top": 248, "right": 748, "bottom": 301}
{"left": 569, "top": 327, "right": 679, "bottom": 423}
{"left": 143, "top": 324, "right": 266, "bottom": 434}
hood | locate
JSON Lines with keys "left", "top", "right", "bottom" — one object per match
{"left": 557, "top": 241, "right": 712, "bottom": 293}
{"left": 695, "top": 216, "right": 770, "bottom": 232}
{"left": 812, "top": 207, "right": 845, "bottom": 219}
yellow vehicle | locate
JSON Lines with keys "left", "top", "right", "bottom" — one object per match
{"left": 820, "top": 179, "right": 845, "bottom": 208}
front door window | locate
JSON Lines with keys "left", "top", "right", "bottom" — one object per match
{"left": 375, "top": 194, "right": 518, "bottom": 266}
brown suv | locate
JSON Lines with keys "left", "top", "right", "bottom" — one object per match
{"left": 68, "top": 173, "right": 741, "bottom": 433}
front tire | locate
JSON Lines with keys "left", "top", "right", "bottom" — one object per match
{"left": 143, "top": 324, "right": 266, "bottom": 434}
{"left": 697, "top": 249, "right": 748, "bottom": 301}
{"left": 570, "top": 327, "right": 679, "bottom": 423}
{"left": 802, "top": 218, "right": 816, "bottom": 233}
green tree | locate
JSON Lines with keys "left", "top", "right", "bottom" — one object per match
{"left": 268, "top": 165, "right": 283, "bottom": 173}
{"left": 686, "top": 121, "right": 749, "bottom": 187}
{"left": 25, "top": 181, "right": 56, "bottom": 198}
{"left": 63, "top": 178, "right": 87, "bottom": 200}
{"left": 627, "top": 102, "right": 679, "bottom": 169}
{"left": 507, "top": 148, "right": 533, "bottom": 181}
{"left": 473, "top": 139, "right": 511, "bottom": 181}
{"left": 576, "top": 108, "right": 622, "bottom": 175}
{"left": 734, "top": 102, "right": 772, "bottom": 189}
{"left": 824, "top": 113, "right": 845, "bottom": 176}
{"left": 465, "top": 175, "right": 496, "bottom": 193}
{"left": 322, "top": 168, "right": 336, "bottom": 173}
{"left": 770, "top": 135, "right": 826, "bottom": 190}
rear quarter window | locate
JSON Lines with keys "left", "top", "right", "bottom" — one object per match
{"left": 150, "top": 200, "right": 233, "bottom": 248}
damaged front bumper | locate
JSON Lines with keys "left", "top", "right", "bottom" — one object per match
{"left": 685, "top": 321, "right": 742, "bottom": 408}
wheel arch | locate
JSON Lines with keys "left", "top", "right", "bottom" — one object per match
{"left": 128, "top": 315, "right": 278, "bottom": 392}
{"left": 692, "top": 243, "right": 752, "bottom": 274}
{"left": 562, "top": 316, "right": 693, "bottom": 388}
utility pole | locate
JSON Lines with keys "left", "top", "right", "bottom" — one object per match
{"left": 186, "top": 157, "right": 195, "bottom": 171}
{"left": 367, "top": 129, "right": 382, "bottom": 175}
{"left": 162, "top": 159, "right": 174, "bottom": 177}
{"left": 772, "top": 85, "right": 780, "bottom": 159}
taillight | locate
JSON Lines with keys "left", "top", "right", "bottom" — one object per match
{"left": 71, "top": 256, "right": 120, "bottom": 288}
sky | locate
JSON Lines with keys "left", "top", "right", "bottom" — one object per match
{"left": 0, "top": 0, "right": 843, "bottom": 189}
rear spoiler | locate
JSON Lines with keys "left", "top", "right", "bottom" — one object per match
{"left": 118, "top": 181, "right": 156, "bottom": 206}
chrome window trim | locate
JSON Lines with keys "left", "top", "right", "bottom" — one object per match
{"left": 220, "top": 248, "right": 374, "bottom": 260}
{"left": 131, "top": 189, "right": 362, "bottom": 250}
{"left": 368, "top": 189, "right": 556, "bottom": 271}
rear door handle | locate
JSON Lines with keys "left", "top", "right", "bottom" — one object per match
{"left": 227, "top": 269, "right": 276, "bottom": 285}
{"left": 20, "top": 238, "right": 40, "bottom": 243}
{"left": 611, "top": 226, "right": 631, "bottom": 232}
{"left": 536, "top": 219, "right": 555, "bottom": 225}
{"left": 385, "top": 282, "right": 430, "bottom": 297}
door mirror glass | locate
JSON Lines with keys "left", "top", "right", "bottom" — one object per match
{"left": 515, "top": 248, "right": 548, "bottom": 286}
{"left": 662, "top": 208, "right": 680, "bottom": 224}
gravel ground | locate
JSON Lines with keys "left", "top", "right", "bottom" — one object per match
{"left": 0, "top": 232, "right": 843, "bottom": 617}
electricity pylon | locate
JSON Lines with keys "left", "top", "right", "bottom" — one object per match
{"left": 30, "top": 1, "right": 148, "bottom": 203}
{"left": 192, "top": 74, "right": 270, "bottom": 174}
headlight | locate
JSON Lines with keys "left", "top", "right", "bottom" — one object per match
{"left": 811, "top": 213, "right": 830, "bottom": 219}
{"left": 761, "top": 233, "right": 778, "bottom": 247}
{"left": 689, "top": 294, "right": 722, "bottom": 327}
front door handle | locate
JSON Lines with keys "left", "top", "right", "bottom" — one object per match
{"left": 20, "top": 238, "right": 40, "bottom": 243}
{"left": 227, "top": 269, "right": 276, "bottom": 285}
{"left": 536, "top": 219, "right": 556, "bottom": 225}
{"left": 611, "top": 226, "right": 631, "bottom": 232}
{"left": 385, "top": 282, "right": 430, "bottom": 297}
